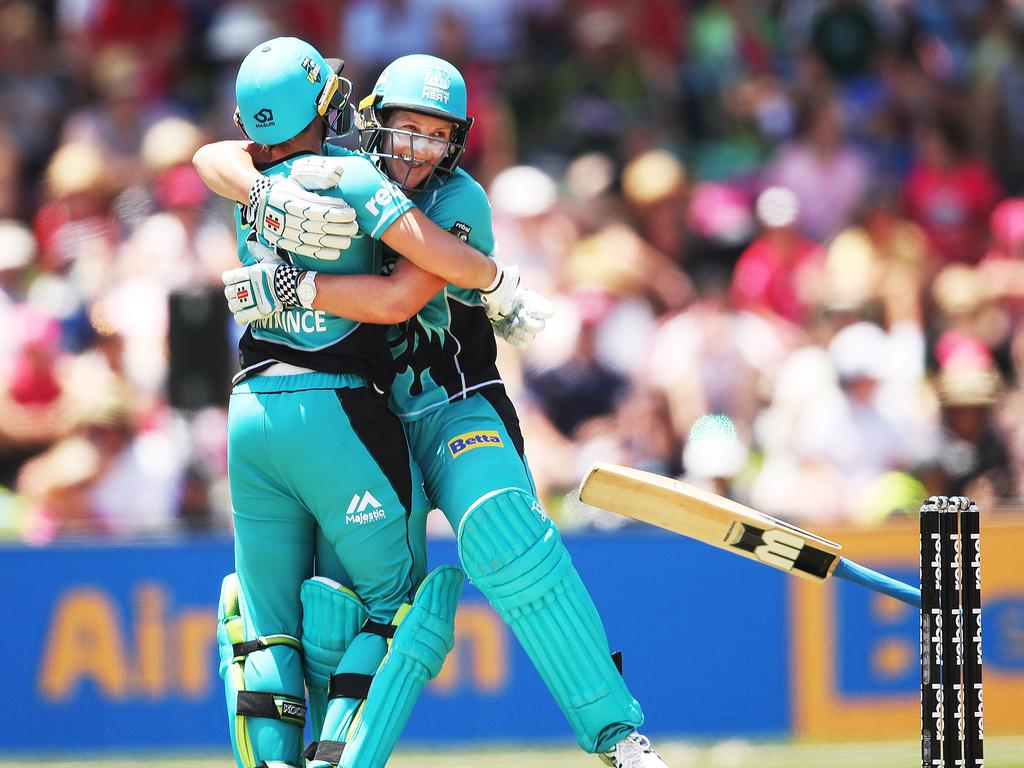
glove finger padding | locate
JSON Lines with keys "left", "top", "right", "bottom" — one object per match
{"left": 492, "top": 288, "right": 553, "bottom": 348}
{"left": 480, "top": 261, "right": 520, "bottom": 320}
{"left": 522, "top": 291, "right": 554, "bottom": 320}
{"left": 279, "top": 227, "right": 353, "bottom": 248}
{"left": 289, "top": 156, "right": 346, "bottom": 191}
{"left": 279, "top": 240, "right": 344, "bottom": 261}
{"left": 277, "top": 193, "right": 357, "bottom": 225}
{"left": 252, "top": 175, "right": 357, "bottom": 262}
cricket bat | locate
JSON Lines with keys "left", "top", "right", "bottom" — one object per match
{"left": 579, "top": 461, "right": 920, "bottom": 606}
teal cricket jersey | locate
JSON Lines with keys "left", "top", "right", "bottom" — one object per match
{"left": 233, "top": 148, "right": 412, "bottom": 388}
{"left": 383, "top": 168, "right": 502, "bottom": 420}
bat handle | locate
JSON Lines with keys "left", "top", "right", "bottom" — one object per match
{"left": 833, "top": 557, "right": 921, "bottom": 607}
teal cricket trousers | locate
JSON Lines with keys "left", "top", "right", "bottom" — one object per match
{"left": 229, "top": 371, "right": 421, "bottom": 628}
{"left": 402, "top": 387, "right": 644, "bottom": 753}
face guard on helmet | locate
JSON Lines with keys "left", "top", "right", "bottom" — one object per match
{"left": 234, "top": 37, "right": 354, "bottom": 146}
{"left": 355, "top": 54, "right": 473, "bottom": 191}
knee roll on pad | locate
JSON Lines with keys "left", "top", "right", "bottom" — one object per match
{"left": 457, "top": 490, "right": 643, "bottom": 753}
{"left": 308, "top": 565, "right": 463, "bottom": 768}
{"left": 300, "top": 577, "right": 367, "bottom": 738}
{"left": 217, "top": 573, "right": 306, "bottom": 768}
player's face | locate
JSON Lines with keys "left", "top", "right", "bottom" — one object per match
{"left": 383, "top": 110, "right": 455, "bottom": 189}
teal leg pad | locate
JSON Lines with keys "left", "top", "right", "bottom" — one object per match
{"left": 300, "top": 577, "right": 368, "bottom": 739}
{"left": 311, "top": 631, "right": 388, "bottom": 766}
{"left": 337, "top": 565, "right": 464, "bottom": 768}
{"left": 457, "top": 490, "right": 642, "bottom": 752}
{"left": 217, "top": 573, "right": 306, "bottom": 768}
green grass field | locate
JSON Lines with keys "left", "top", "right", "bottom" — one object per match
{"left": 7, "top": 737, "right": 1024, "bottom": 768}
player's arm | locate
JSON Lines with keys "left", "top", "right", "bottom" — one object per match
{"left": 196, "top": 141, "right": 500, "bottom": 286}
{"left": 309, "top": 259, "right": 445, "bottom": 324}
{"left": 197, "top": 143, "right": 515, "bottom": 311}
{"left": 192, "top": 140, "right": 260, "bottom": 201}
{"left": 378, "top": 207, "right": 500, "bottom": 291}
{"left": 193, "top": 141, "right": 358, "bottom": 261}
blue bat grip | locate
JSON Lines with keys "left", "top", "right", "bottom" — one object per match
{"left": 834, "top": 557, "right": 921, "bottom": 607}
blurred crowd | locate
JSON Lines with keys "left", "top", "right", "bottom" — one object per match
{"left": 3, "top": 0, "right": 1024, "bottom": 542}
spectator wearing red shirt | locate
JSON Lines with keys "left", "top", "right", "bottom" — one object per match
{"left": 91, "top": 0, "right": 188, "bottom": 97}
{"left": 729, "top": 186, "right": 825, "bottom": 326}
{"left": 904, "top": 112, "right": 1001, "bottom": 264}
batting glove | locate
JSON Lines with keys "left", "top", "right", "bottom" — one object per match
{"left": 288, "top": 156, "right": 346, "bottom": 190}
{"left": 222, "top": 242, "right": 315, "bottom": 325}
{"left": 492, "top": 289, "right": 554, "bottom": 348}
{"left": 479, "top": 260, "right": 521, "bottom": 321}
{"left": 245, "top": 173, "right": 357, "bottom": 261}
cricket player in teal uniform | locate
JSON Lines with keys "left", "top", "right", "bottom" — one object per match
{"left": 203, "top": 50, "right": 666, "bottom": 768}
{"left": 212, "top": 39, "right": 532, "bottom": 768}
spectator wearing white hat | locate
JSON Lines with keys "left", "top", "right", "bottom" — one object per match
{"left": 793, "top": 321, "right": 915, "bottom": 519}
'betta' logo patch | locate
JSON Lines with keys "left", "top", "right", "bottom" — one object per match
{"left": 252, "top": 108, "right": 275, "bottom": 126}
{"left": 448, "top": 430, "right": 504, "bottom": 458}
{"left": 300, "top": 56, "right": 322, "bottom": 84}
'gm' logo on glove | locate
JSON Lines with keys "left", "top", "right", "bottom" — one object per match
{"left": 263, "top": 211, "right": 283, "bottom": 235}
{"left": 448, "top": 430, "right": 504, "bottom": 458}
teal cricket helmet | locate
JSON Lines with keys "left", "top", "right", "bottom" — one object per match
{"left": 234, "top": 37, "right": 352, "bottom": 145}
{"left": 356, "top": 54, "right": 473, "bottom": 188}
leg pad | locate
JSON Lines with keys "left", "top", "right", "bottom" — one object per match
{"left": 457, "top": 490, "right": 643, "bottom": 752}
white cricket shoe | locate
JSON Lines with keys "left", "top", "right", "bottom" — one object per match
{"left": 600, "top": 732, "right": 668, "bottom": 768}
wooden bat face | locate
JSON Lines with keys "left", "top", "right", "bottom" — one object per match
{"left": 579, "top": 462, "right": 842, "bottom": 581}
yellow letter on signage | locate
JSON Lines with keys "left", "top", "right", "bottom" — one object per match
{"left": 38, "top": 587, "right": 128, "bottom": 701}
{"left": 134, "top": 583, "right": 166, "bottom": 696}
{"left": 431, "top": 604, "right": 507, "bottom": 694}
{"left": 177, "top": 608, "right": 216, "bottom": 697}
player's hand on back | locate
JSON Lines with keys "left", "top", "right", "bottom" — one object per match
{"left": 246, "top": 160, "right": 357, "bottom": 261}
{"left": 492, "top": 288, "right": 554, "bottom": 349}
{"left": 222, "top": 241, "right": 308, "bottom": 325}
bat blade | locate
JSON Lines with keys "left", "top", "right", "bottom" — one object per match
{"left": 579, "top": 461, "right": 842, "bottom": 582}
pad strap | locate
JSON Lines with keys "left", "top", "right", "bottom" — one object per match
{"left": 233, "top": 633, "right": 303, "bottom": 660}
{"left": 236, "top": 691, "right": 307, "bottom": 727}
{"left": 303, "top": 740, "right": 346, "bottom": 765}
{"left": 328, "top": 672, "right": 373, "bottom": 701}
{"left": 361, "top": 620, "right": 397, "bottom": 639}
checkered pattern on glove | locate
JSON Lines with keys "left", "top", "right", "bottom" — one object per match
{"left": 272, "top": 264, "right": 302, "bottom": 307}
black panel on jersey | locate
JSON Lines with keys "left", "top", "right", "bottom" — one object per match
{"left": 237, "top": 322, "right": 396, "bottom": 392}
{"left": 335, "top": 387, "right": 414, "bottom": 518}
{"left": 336, "top": 386, "right": 416, "bottom": 593}
{"left": 389, "top": 298, "right": 500, "bottom": 404}
{"left": 479, "top": 385, "right": 526, "bottom": 461}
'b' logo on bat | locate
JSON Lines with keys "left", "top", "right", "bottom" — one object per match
{"left": 753, "top": 530, "right": 806, "bottom": 570}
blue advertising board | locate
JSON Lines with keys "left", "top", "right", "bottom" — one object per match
{"left": 0, "top": 532, "right": 790, "bottom": 753}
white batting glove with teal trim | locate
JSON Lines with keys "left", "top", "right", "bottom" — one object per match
{"left": 480, "top": 259, "right": 520, "bottom": 320}
{"left": 246, "top": 171, "right": 357, "bottom": 261}
{"left": 222, "top": 242, "right": 309, "bottom": 325}
{"left": 492, "top": 288, "right": 554, "bottom": 348}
